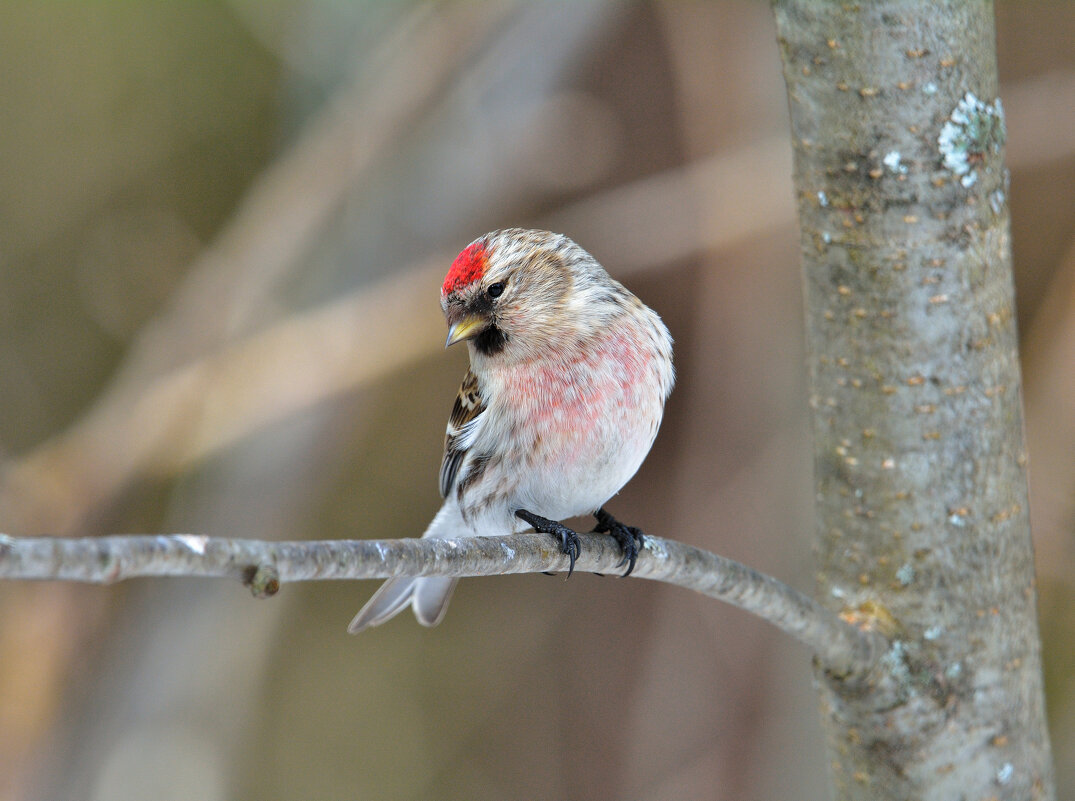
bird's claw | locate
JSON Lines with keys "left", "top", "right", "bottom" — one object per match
{"left": 515, "top": 509, "right": 582, "bottom": 577}
{"left": 557, "top": 527, "right": 582, "bottom": 575}
{"left": 593, "top": 508, "right": 646, "bottom": 577}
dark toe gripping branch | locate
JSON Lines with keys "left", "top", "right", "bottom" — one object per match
{"left": 514, "top": 509, "right": 582, "bottom": 576}
{"left": 592, "top": 508, "right": 645, "bottom": 577}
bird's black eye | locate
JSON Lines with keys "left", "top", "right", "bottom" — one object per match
{"left": 487, "top": 281, "right": 506, "bottom": 298}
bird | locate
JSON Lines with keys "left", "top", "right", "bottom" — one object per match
{"left": 348, "top": 228, "right": 674, "bottom": 632}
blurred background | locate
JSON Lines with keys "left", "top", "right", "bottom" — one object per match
{"left": 0, "top": 2, "right": 1073, "bottom": 799}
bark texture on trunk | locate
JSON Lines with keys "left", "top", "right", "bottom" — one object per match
{"left": 771, "top": 1, "right": 1055, "bottom": 798}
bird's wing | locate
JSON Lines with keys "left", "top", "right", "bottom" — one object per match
{"left": 440, "top": 368, "right": 486, "bottom": 497}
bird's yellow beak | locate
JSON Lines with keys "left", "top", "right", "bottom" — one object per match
{"left": 445, "top": 315, "right": 487, "bottom": 347}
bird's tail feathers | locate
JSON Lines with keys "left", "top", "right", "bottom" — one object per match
{"left": 347, "top": 503, "right": 463, "bottom": 633}
{"left": 347, "top": 577, "right": 418, "bottom": 633}
{"left": 412, "top": 576, "right": 458, "bottom": 626}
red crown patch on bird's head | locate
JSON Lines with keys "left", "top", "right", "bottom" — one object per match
{"left": 442, "top": 241, "right": 488, "bottom": 295}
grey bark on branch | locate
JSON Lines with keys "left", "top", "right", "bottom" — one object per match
{"left": 771, "top": 0, "right": 1055, "bottom": 798}
{"left": 0, "top": 530, "right": 884, "bottom": 678}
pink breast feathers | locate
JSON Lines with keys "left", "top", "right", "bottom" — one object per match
{"left": 443, "top": 242, "right": 488, "bottom": 294}
{"left": 524, "top": 332, "right": 649, "bottom": 428}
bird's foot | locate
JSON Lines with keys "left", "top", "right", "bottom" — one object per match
{"left": 592, "top": 508, "right": 645, "bottom": 577}
{"left": 515, "top": 509, "right": 582, "bottom": 577}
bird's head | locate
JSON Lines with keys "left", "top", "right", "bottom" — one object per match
{"left": 440, "top": 229, "right": 604, "bottom": 359}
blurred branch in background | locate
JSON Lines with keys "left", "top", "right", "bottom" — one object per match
{"left": 0, "top": 2, "right": 509, "bottom": 536}
{"left": 1022, "top": 218, "right": 1075, "bottom": 582}
{"left": 0, "top": 135, "right": 792, "bottom": 537}
{"left": 4, "top": 65, "right": 1075, "bottom": 538}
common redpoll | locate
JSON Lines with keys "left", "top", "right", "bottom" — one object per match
{"left": 349, "top": 228, "right": 674, "bottom": 632}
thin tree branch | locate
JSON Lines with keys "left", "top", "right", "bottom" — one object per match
{"left": 0, "top": 530, "right": 884, "bottom": 677}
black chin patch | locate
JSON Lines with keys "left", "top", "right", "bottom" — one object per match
{"left": 473, "top": 324, "right": 507, "bottom": 355}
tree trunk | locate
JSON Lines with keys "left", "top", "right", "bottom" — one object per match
{"left": 770, "top": 1, "right": 1055, "bottom": 798}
